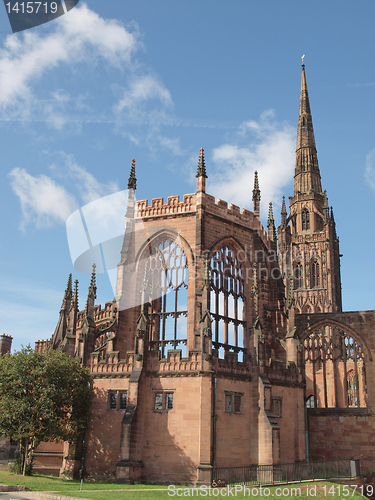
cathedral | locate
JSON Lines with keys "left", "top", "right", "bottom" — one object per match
{"left": 28, "top": 63, "right": 375, "bottom": 483}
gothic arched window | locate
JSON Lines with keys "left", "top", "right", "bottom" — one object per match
{"left": 302, "top": 209, "right": 310, "bottom": 230}
{"left": 304, "top": 326, "right": 367, "bottom": 409}
{"left": 93, "top": 332, "right": 114, "bottom": 361}
{"left": 147, "top": 238, "right": 188, "bottom": 358}
{"left": 311, "top": 260, "right": 320, "bottom": 288}
{"left": 306, "top": 395, "right": 319, "bottom": 408}
{"left": 210, "top": 246, "right": 246, "bottom": 362}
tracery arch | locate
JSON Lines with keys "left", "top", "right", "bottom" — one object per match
{"left": 303, "top": 322, "right": 367, "bottom": 408}
{"left": 209, "top": 243, "right": 246, "bottom": 362}
{"left": 93, "top": 331, "right": 115, "bottom": 361}
{"left": 302, "top": 208, "right": 310, "bottom": 231}
{"left": 140, "top": 235, "right": 189, "bottom": 358}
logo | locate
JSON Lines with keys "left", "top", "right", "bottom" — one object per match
{"left": 3, "top": 0, "right": 79, "bottom": 33}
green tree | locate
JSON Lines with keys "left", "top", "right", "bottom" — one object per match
{"left": 0, "top": 347, "right": 93, "bottom": 475}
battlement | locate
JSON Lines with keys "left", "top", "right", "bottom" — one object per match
{"left": 35, "top": 339, "right": 50, "bottom": 353}
{"left": 131, "top": 188, "right": 272, "bottom": 250}
{"left": 75, "top": 301, "right": 117, "bottom": 330}
{"left": 203, "top": 193, "right": 272, "bottom": 250}
{"left": 0, "top": 333, "right": 13, "bottom": 355}
{"left": 136, "top": 193, "right": 196, "bottom": 218}
{"left": 90, "top": 350, "right": 134, "bottom": 375}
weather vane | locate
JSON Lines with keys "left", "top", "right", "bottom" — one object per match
{"left": 302, "top": 54, "right": 305, "bottom": 66}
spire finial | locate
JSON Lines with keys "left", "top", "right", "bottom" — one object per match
{"left": 128, "top": 158, "right": 137, "bottom": 190}
{"left": 302, "top": 54, "right": 305, "bottom": 67}
{"left": 252, "top": 171, "right": 261, "bottom": 218}
{"left": 267, "top": 202, "right": 276, "bottom": 242}
{"left": 89, "top": 263, "right": 97, "bottom": 299}
{"left": 267, "top": 202, "right": 274, "bottom": 225}
{"left": 66, "top": 272, "right": 72, "bottom": 292}
{"left": 196, "top": 147, "right": 207, "bottom": 178}
{"left": 71, "top": 279, "right": 79, "bottom": 312}
{"left": 61, "top": 273, "right": 72, "bottom": 311}
{"left": 85, "top": 264, "right": 97, "bottom": 318}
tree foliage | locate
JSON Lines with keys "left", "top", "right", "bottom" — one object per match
{"left": 0, "top": 347, "right": 93, "bottom": 474}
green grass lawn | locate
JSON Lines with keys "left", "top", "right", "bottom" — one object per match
{"left": 0, "top": 471, "right": 368, "bottom": 499}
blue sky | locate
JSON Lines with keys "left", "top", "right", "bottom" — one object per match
{"left": 1, "top": 1, "right": 375, "bottom": 351}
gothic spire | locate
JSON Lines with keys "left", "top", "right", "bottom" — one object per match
{"left": 128, "top": 158, "right": 137, "bottom": 190}
{"left": 71, "top": 279, "right": 79, "bottom": 312}
{"left": 267, "top": 202, "right": 276, "bottom": 242}
{"left": 252, "top": 171, "right": 261, "bottom": 219}
{"left": 196, "top": 147, "right": 207, "bottom": 178}
{"left": 294, "top": 61, "right": 322, "bottom": 196}
{"left": 196, "top": 147, "right": 207, "bottom": 193}
{"left": 60, "top": 273, "right": 72, "bottom": 312}
{"left": 88, "top": 263, "right": 97, "bottom": 299}
{"left": 85, "top": 263, "right": 97, "bottom": 318}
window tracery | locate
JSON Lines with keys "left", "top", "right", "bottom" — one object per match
{"left": 93, "top": 332, "right": 114, "bottom": 361}
{"left": 147, "top": 238, "right": 188, "bottom": 358}
{"left": 302, "top": 209, "right": 310, "bottom": 230}
{"left": 210, "top": 246, "right": 246, "bottom": 362}
{"left": 304, "top": 325, "right": 367, "bottom": 408}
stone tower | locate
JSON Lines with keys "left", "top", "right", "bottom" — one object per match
{"left": 278, "top": 62, "right": 342, "bottom": 313}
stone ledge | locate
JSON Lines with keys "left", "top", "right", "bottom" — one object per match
{"left": 0, "top": 483, "right": 26, "bottom": 491}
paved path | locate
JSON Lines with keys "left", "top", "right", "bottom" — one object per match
{"left": 0, "top": 493, "right": 91, "bottom": 500}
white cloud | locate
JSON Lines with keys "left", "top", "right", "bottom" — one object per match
{"left": 112, "top": 74, "right": 176, "bottom": 152}
{"left": 365, "top": 148, "right": 375, "bottom": 193}
{"left": 8, "top": 167, "right": 77, "bottom": 229}
{"left": 62, "top": 154, "right": 119, "bottom": 204}
{"left": 0, "top": 3, "right": 176, "bottom": 152}
{"left": 209, "top": 110, "right": 295, "bottom": 219}
{"left": 0, "top": 3, "right": 139, "bottom": 112}
{"left": 115, "top": 74, "right": 173, "bottom": 114}
{"left": 9, "top": 154, "right": 120, "bottom": 230}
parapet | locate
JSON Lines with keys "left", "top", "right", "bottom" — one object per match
{"left": 0, "top": 333, "right": 12, "bottom": 355}
{"left": 136, "top": 193, "right": 196, "bottom": 218}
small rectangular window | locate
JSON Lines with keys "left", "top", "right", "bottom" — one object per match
{"left": 225, "top": 394, "right": 232, "bottom": 413}
{"left": 166, "top": 393, "right": 174, "bottom": 410}
{"left": 119, "top": 392, "right": 127, "bottom": 410}
{"left": 154, "top": 393, "right": 163, "bottom": 410}
{"left": 109, "top": 392, "right": 117, "bottom": 410}
{"left": 234, "top": 395, "right": 241, "bottom": 413}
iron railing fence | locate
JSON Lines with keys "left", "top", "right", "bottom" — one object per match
{"left": 213, "top": 459, "right": 356, "bottom": 485}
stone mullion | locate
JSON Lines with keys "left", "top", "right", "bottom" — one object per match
{"left": 234, "top": 294, "right": 238, "bottom": 348}
{"left": 354, "top": 342, "right": 360, "bottom": 407}
{"left": 312, "top": 336, "right": 317, "bottom": 408}
{"left": 174, "top": 286, "right": 178, "bottom": 345}
{"left": 322, "top": 331, "right": 328, "bottom": 408}
{"left": 224, "top": 291, "right": 228, "bottom": 346}
{"left": 333, "top": 334, "right": 340, "bottom": 408}
{"left": 343, "top": 333, "right": 349, "bottom": 408}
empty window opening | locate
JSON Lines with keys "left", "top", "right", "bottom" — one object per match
{"left": 210, "top": 246, "right": 246, "bottom": 362}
